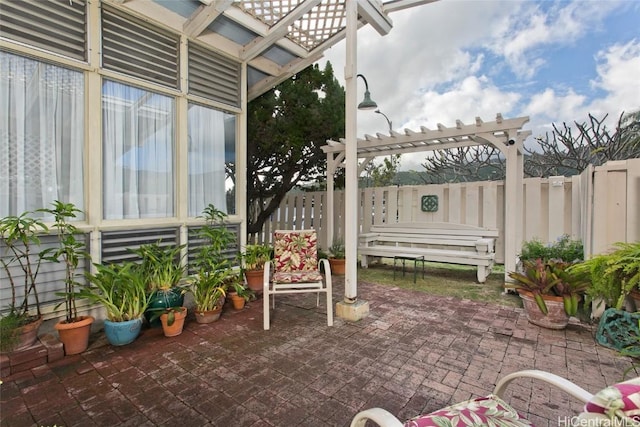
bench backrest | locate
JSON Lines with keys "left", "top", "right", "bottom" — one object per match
{"left": 368, "top": 222, "right": 499, "bottom": 239}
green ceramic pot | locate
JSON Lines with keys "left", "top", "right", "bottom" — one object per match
{"left": 146, "top": 288, "right": 185, "bottom": 328}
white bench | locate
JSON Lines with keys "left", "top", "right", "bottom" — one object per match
{"left": 358, "top": 222, "right": 499, "bottom": 283}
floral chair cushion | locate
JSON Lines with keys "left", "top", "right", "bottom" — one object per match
{"left": 404, "top": 395, "right": 533, "bottom": 427}
{"left": 577, "top": 377, "right": 640, "bottom": 425}
{"left": 273, "top": 230, "right": 319, "bottom": 274}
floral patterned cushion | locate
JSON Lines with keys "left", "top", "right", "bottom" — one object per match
{"left": 577, "top": 377, "right": 640, "bottom": 425}
{"left": 273, "top": 271, "right": 324, "bottom": 283}
{"left": 274, "top": 230, "right": 319, "bottom": 273}
{"left": 404, "top": 395, "right": 533, "bottom": 427}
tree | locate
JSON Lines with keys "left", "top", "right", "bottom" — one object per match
{"left": 418, "top": 111, "right": 640, "bottom": 183}
{"left": 362, "top": 154, "right": 401, "bottom": 187}
{"left": 247, "top": 62, "right": 345, "bottom": 235}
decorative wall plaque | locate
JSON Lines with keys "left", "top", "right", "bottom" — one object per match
{"left": 421, "top": 195, "right": 438, "bottom": 212}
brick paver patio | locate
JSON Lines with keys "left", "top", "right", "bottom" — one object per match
{"left": 1, "top": 278, "right": 636, "bottom": 426}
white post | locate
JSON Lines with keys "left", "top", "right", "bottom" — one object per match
{"left": 344, "top": 0, "right": 358, "bottom": 303}
{"left": 326, "top": 154, "right": 335, "bottom": 248}
{"left": 336, "top": 0, "right": 369, "bottom": 321}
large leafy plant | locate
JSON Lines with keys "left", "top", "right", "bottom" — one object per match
{"left": 0, "top": 212, "right": 48, "bottom": 320}
{"left": 509, "top": 259, "right": 589, "bottom": 316}
{"left": 130, "top": 242, "right": 186, "bottom": 292}
{"left": 570, "top": 241, "right": 640, "bottom": 310}
{"left": 39, "top": 201, "right": 89, "bottom": 323}
{"left": 79, "top": 262, "right": 151, "bottom": 322}
{"left": 189, "top": 204, "right": 235, "bottom": 311}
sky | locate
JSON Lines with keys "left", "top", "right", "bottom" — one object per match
{"left": 317, "top": 0, "right": 640, "bottom": 171}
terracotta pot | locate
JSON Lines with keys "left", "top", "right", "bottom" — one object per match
{"left": 1, "top": 316, "right": 43, "bottom": 353}
{"left": 55, "top": 316, "right": 94, "bottom": 355}
{"left": 328, "top": 258, "right": 346, "bottom": 275}
{"left": 245, "top": 269, "right": 263, "bottom": 293}
{"left": 194, "top": 306, "right": 222, "bottom": 324}
{"left": 160, "top": 307, "right": 187, "bottom": 336}
{"left": 230, "top": 294, "right": 246, "bottom": 310}
{"left": 518, "top": 290, "right": 569, "bottom": 330}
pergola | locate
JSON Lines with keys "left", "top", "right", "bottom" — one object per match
{"left": 322, "top": 114, "right": 532, "bottom": 304}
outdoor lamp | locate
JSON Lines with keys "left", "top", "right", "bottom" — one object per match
{"left": 357, "top": 74, "right": 378, "bottom": 110}
{"left": 375, "top": 109, "right": 392, "bottom": 132}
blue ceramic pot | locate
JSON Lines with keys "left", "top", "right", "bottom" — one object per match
{"left": 104, "top": 318, "right": 143, "bottom": 346}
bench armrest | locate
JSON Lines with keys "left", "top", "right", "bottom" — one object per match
{"left": 475, "top": 238, "right": 495, "bottom": 254}
{"left": 359, "top": 233, "right": 379, "bottom": 245}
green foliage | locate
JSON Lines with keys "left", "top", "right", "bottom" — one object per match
{"left": 509, "top": 259, "right": 590, "bottom": 316}
{"left": 80, "top": 263, "right": 150, "bottom": 322}
{"left": 38, "top": 201, "right": 89, "bottom": 323}
{"left": 241, "top": 244, "right": 272, "bottom": 271}
{"left": 363, "top": 154, "right": 401, "bottom": 188}
{"left": 229, "top": 281, "right": 255, "bottom": 302}
{"left": 519, "top": 234, "right": 584, "bottom": 263}
{"left": 148, "top": 306, "right": 185, "bottom": 327}
{"left": 0, "top": 313, "right": 22, "bottom": 352}
{"left": 129, "top": 242, "right": 186, "bottom": 292}
{"left": 0, "top": 211, "right": 48, "bottom": 317}
{"left": 571, "top": 241, "right": 640, "bottom": 310}
{"left": 189, "top": 204, "right": 235, "bottom": 311}
{"left": 329, "top": 240, "right": 345, "bottom": 259}
{"left": 247, "top": 62, "right": 345, "bottom": 234}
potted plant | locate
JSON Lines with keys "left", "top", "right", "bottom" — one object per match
{"left": 131, "top": 242, "right": 186, "bottom": 327}
{"left": 328, "top": 240, "right": 346, "bottom": 275}
{"left": 39, "top": 201, "right": 94, "bottom": 355}
{"left": 508, "top": 259, "right": 589, "bottom": 330}
{"left": 227, "top": 280, "right": 255, "bottom": 311}
{"left": 79, "top": 262, "right": 151, "bottom": 346}
{"left": 240, "top": 243, "right": 272, "bottom": 293}
{"left": 189, "top": 269, "right": 229, "bottom": 323}
{"left": 0, "top": 211, "right": 48, "bottom": 352}
{"left": 149, "top": 306, "right": 188, "bottom": 337}
{"left": 518, "top": 234, "right": 584, "bottom": 272}
{"left": 570, "top": 241, "right": 640, "bottom": 351}
{"left": 189, "top": 204, "right": 236, "bottom": 323}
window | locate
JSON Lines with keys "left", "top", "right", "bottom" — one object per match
{"left": 0, "top": 51, "right": 84, "bottom": 217}
{"left": 188, "top": 103, "right": 236, "bottom": 216}
{"left": 102, "top": 80, "right": 175, "bottom": 219}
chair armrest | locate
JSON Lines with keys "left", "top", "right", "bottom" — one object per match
{"left": 493, "top": 369, "right": 593, "bottom": 404}
{"left": 350, "top": 408, "right": 404, "bottom": 427}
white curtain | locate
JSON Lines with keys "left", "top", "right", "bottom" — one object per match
{"left": 102, "top": 81, "right": 175, "bottom": 219}
{"left": 188, "top": 103, "right": 227, "bottom": 216}
{"left": 0, "top": 52, "right": 84, "bottom": 217}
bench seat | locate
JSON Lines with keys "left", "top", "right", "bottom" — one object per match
{"left": 358, "top": 222, "right": 498, "bottom": 283}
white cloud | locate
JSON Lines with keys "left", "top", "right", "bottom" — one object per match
{"left": 317, "top": 0, "right": 640, "bottom": 171}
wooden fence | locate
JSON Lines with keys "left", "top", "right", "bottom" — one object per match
{"left": 253, "top": 158, "right": 640, "bottom": 263}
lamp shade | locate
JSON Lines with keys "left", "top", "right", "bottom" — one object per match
{"left": 358, "top": 90, "right": 378, "bottom": 110}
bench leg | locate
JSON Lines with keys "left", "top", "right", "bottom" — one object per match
{"left": 477, "top": 266, "right": 488, "bottom": 283}
{"left": 361, "top": 254, "right": 369, "bottom": 268}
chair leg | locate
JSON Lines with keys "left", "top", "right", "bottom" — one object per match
{"left": 326, "top": 277, "right": 333, "bottom": 327}
{"left": 263, "top": 288, "right": 270, "bottom": 330}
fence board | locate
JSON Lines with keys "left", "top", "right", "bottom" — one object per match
{"left": 250, "top": 160, "right": 638, "bottom": 262}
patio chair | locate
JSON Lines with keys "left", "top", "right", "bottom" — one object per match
{"left": 350, "top": 370, "right": 640, "bottom": 427}
{"left": 263, "top": 229, "right": 333, "bottom": 330}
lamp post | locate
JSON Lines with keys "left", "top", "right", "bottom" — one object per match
{"left": 375, "top": 109, "right": 392, "bottom": 133}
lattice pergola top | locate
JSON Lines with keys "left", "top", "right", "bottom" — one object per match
{"left": 115, "top": 0, "right": 433, "bottom": 100}
{"left": 323, "top": 114, "right": 531, "bottom": 159}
